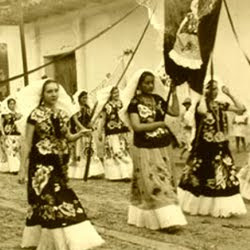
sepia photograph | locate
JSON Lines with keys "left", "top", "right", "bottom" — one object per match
{"left": 0, "top": 0, "right": 250, "bottom": 249}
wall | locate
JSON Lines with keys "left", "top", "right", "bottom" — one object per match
{"left": 0, "top": 26, "right": 23, "bottom": 94}
{"left": 23, "top": 1, "right": 163, "bottom": 93}
{"left": 82, "top": 4, "right": 163, "bottom": 92}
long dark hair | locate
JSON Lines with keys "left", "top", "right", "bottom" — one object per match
{"left": 78, "top": 91, "right": 88, "bottom": 103}
{"left": 109, "top": 86, "right": 119, "bottom": 101}
{"left": 137, "top": 71, "right": 154, "bottom": 92}
{"left": 7, "top": 98, "right": 16, "bottom": 106}
{"left": 205, "top": 79, "right": 218, "bottom": 110}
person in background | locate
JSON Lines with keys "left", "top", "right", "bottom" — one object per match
{"left": 1, "top": 98, "right": 22, "bottom": 174}
{"left": 232, "top": 111, "right": 248, "bottom": 153}
{"left": 120, "top": 69, "right": 187, "bottom": 232}
{"left": 178, "top": 80, "right": 247, "bottom": 218}
{"left": 98, "top": 86, "right": 133, "bottom": 181}
{"left": 68, "top": 91, "right": 104, "bottom": 179}
{"left": 179, "top": 97, "right": 194, "bottom": 159}
{"left": 18, "top": 79, "right": 104, "bottom": 249}
{"left": 0, "top": 101, "right": 7, "bottom": 169}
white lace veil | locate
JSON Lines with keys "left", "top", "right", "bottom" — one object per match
{"left": 14, "top": 79, "right": 77, "bottom": 136}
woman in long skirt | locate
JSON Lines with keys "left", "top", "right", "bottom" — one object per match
{"left": 178, "top": 80, "right": 247, "bottom": 217}
{"left": 18, "top": 79, "right": 104, "bottom": 250}
{"left": 98, "top": 86, "right": 133, "bottom": 181}
{"left": 1, "top": 98, "right": 22, "bottom": 174}
{"left": 120, "top": 69, "right": 187, "bottom": 231}
{"left": 68, "top": 91, "right": 104, "bottom": 179}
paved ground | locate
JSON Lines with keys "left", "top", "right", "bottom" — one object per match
{"left": 0, "top": 147, "right": 250, "bottom": 250}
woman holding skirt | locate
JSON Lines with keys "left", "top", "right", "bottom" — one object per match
{"left": 120, "top": 69, "right": 187, "bottom": 231}
{"left": 18, "top": 79, "right": 104, "bottom": 250}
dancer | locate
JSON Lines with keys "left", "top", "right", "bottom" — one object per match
{"left": 18, "top": 79, "right": 104, "bottom": 249}
{"left": 120, "top": 69, "right": 187, "bottom": 231}
{"left": 98, "top": 86, "right": 133, "bottom": 181}
{"left": 1, "top": 98, "right": 22, "bottom": 174}
{"left": 178, "top": 79, "right": 247, "bottom": 217}
{"left": 68, "top": 91, "right": 104, "bottom": 179}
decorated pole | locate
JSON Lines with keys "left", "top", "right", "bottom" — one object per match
{"left": 17, "top": 0, "right": 29, "bottom": 86}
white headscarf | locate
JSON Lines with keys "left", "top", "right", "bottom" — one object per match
{"left": 14, "top": 78, "right": 77, "bottom": 136}
{"left": 1, "top": 96, "right": 17, "bottom": 115}
{"left": 90, "top": 85, "right": 117, "bottom": 125}
{"left": 119, "top": 69, "right": 168, "bottom": 127}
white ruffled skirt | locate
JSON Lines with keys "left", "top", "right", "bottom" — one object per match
{"left": 21, "top": 220, "right": 104, "bottom": 250}
{"left": 238, "top": 163, "right": 250, "bottom": 200}
{"left": 0, "top": 135, "right": 21, "bottom": 173}
{"left": 68, "top": 136, "right": 104, "bottom": 179}
{"left": 178, "top": 187, "right": 247, "bottom": 218}
{"left": 103, "top": 133, "right": 133, "bottom": 180}
{"left": 128, "top": 146, "right": 187, "bottom": 230}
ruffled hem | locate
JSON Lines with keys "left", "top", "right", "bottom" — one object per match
{"left": 104, "top": 157, "right": 133, "bottom": 180}
{"left": 0, "top": 162, "right": 9, "bottom": 172}
{"left": 238, "top": 166, "right": 250, "bottom": 200}
{"left": 169, "top": 50, "right": 202, "bottom": 69}
{"left": 21, "top": 220, "right": 105, "bottom": 250}
{"left": 127, "top": 204, "right": 187, "bottom": 230}
{"left": 68, "top": 159, "right": 104, "bottom": 179}
{"left": 239, "top": 179, "right": 250, "bottom": 200}
{"left": 178, "top": 188, "right": 247, "bottom": 218}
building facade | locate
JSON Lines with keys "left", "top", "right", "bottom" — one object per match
{"left": 0, "top": 0, "right": 163, "bottom": 98}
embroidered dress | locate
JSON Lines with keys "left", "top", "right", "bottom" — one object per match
{"left": 21, "top": 106, "right": 104, "bottom": 250}
{"left": 127, "top": 94, "right": 187, "bottom": 230}
{"left": 103, "top": 100, "right": 133, "bottom": 180}
{"left": 178, "top": 101, "right": 247, "bottom": 217}
{"left": 68, "top": 105, "right": 104, "bottom": 179}
{"left": 0, "top": 112, "right": 21, "bottom": 173}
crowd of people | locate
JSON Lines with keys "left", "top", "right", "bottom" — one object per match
{"left": 0, "top": 70, "right": 250, "bottom": 249}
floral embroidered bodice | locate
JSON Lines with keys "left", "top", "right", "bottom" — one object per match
{"left": 104, "top": 100, "right": 129, "bottom": 135}
{"left": 128, "top": 94, "right": 171, "bottom": 148}
{"left": 196, "top": 101, "right": 229, "bottom": 143}
{"left": 28, "top": 106, "right": 69, "bottom": 156}
{"left": 2, "top": 112, "right": 21, "bottom": 135}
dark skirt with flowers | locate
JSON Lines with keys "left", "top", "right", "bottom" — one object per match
{"left": 179, "top": 140, "right": 239, "bottom": 197}
{"left": 22, "top": 148, "right": 104, "bottom": 249}
{"left": 178, "top": 140, "right": 247, "bottom": 217}
{"left": 26, "top": 149, "right": 87, "bottom": 228}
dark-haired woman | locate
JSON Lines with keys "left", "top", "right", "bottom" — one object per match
{"left": 120, "top": 69, "right": 187, "bottom": 231}
{"left": 1, "top": 98, "right": 22, "bottom": 174}
{"left": 18, "top": 79, "right": 104, "bottom": 249}
{"left": 178, "top": 80, "right": 247, "bottom": 217}
{"left": 98, "top": 86, "right": 133, "bottom": 181}
{"left": 68, "top": 91, "right": 104, "bottom": 179}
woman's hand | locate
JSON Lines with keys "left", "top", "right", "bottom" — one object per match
{"left": 221, "top": 86, "right": 231, "bottom": 96}
{"left": 79, "top": 128, "right": 92, "bottom": 137}
{"left": 18, "top": 167, "right": 26, "bottom": 184}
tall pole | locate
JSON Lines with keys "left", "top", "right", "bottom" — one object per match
{"left": 17, "top": 0, "right": 29, "bottom": 86}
